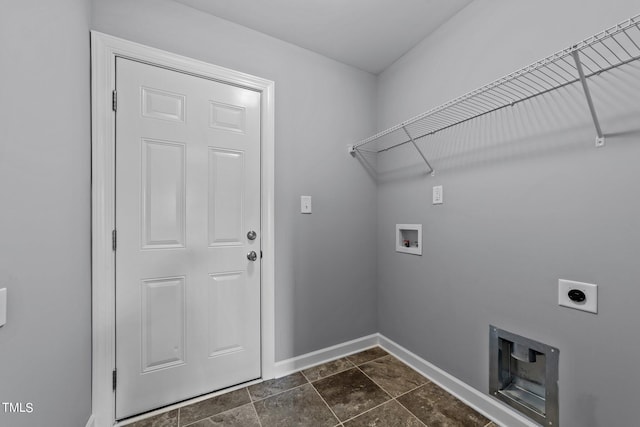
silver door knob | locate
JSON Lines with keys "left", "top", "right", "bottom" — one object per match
{"left": 247, "top": 251, "right": 258, "bottom": 261}
{"left": 247, "top": 230, "right": 257, "bottom": 240}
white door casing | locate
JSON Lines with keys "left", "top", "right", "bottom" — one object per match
{"left": 115, "top": 58, "right": 261, "bottom": 418}
{"left": 91, "top": 32, "right": 275, "bottom": 427}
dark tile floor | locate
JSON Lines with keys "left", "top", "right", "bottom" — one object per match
{"left": 122, "top": 347, "right": 497, "bottom": 427}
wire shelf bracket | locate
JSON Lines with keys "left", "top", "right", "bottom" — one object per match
{"left": 402, "top": 126, "right": 434, "bottom": 173}
{"left": 350, "top": 13, "right": 640, "bottom": 170}
{"left": 572, "top": 50, "right": 606, "bottom": 147}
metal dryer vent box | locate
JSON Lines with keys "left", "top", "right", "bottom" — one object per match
{"left": 489, "top": 326, "right": 559, "bottom": 426}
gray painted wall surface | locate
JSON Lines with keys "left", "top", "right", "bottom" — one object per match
{"left": 0, "top": 1, "right": 92, "bottom": 427}
{"left": 376, "top": 1, "right": 640, "bottom": 426}
{"left": 91, "top": 0, "right": 379, "bottom": 361}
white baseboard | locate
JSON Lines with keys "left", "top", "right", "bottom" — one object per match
{"left": 377, "top": 334, "right": 538, "bottom": 427}
{"left": 85, "top": 414, "right": 95, "bottom": 427}
{"left": 273, "top": 333, "right": 379, "bottom": 377}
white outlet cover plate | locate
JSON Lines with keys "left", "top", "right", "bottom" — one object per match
{"left": 558, "top": 279, "right": 597, "bottom": 314}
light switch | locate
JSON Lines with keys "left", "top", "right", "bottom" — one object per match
{"left": 0, "top": 288, "right": 6, "bottom": 327}
{"left": 301, "top": 196, "right": 312, "bottom": 214}
{"left": 433, "top": 185, "right": 443, "bottom": 205}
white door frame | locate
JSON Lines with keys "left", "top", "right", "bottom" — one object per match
{"left": 90, "top": 31, "right": 275, "bottom": 427}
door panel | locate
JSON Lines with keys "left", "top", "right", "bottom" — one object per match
{"left": 141, "top": 87, "right": 186, "bottom": 123}
{"left": 208, "top": 272, "right": 246, "bottom": 357}
{"left": 208, "top": 148, "right": 245, "bottom": 246}
{"left": 141, "top": 139, "right": 186, "bottom": 248}
{"left": 115, "top": 58, "right": 261, "bottom": 419}
{"left": 209, "top": 101, "right": 246, "bottom": 132}
{"left": 140, "top": 276, "right": 186, "bottom": 372}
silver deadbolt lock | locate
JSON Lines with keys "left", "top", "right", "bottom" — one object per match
{"left": 247, "top": 251, "right": 258, "bottom": 261}
{"left": 247, "top": 230, "right": 257, "bottom": 240}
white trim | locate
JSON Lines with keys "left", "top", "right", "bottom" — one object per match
{"left": 273, "top": 334, "right": 379, "bottom": 377}
{"left": 85, "top": 414, "right": 95, "bottom": 427}
{"left": 90, "top": 31, "right": 276, "bottom": 427}
{"left": 378, "top": 334, "right": 539, "bottom": 427}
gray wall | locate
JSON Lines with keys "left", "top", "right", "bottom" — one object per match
{"left": 376, "top": 1, "right": 640, "bottom": 426}
{"left": 0, "top": 1, "right": 92, "bottom": 427}
{"left": 91, "top": 0, "right": 379, "bottom": 361}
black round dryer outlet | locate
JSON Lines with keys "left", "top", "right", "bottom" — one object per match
{"left": 568, "top": 289, "right": 586, "bottom": 302}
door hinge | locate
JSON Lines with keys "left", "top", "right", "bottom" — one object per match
{"left": 112, "top": 369, "right": 117, "bottom": 391}
{"left": 112, "top": 90, "right": 117, "bottom": 112}
{"left": 260, "top": 250, "right": 263, "bottom": 259}
{"left": 112, "top": 229, "right": 117, "bottom": 251}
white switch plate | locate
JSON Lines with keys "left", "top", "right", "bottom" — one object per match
{"left": 0, "top": 288, "right": 6, "bottom": 327}
{"left": 558, "top": 279, "right": 597, "bottom": 314}
{"left": 301, "top": 196, "right": 312, "bottom": 214}
{"left": 433, "top": 185, "right": 443, "bottom": 205}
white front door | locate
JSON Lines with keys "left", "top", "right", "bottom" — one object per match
{"left": 114, "top": 58, "right": 261, "bottom": 419}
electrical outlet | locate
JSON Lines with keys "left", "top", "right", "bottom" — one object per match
{"left": 433, "top": 185, "right": 443, "bottom": 205}
{"left": 558, "top": 279, "right": 597, "bottom": 314}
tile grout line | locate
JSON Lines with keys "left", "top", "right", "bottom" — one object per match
{"left": 244, "top": 387, "right": 264, "bottom": 427}
{"left": 394, "top": 380, "right": 431, "bottom": 400}
{"left": 337, "top": 399, "right": 391, "bottom": 425}
{"left": 253, "top": 357, "right": 419, "bottom": 427}
{"left": 249, "top": 377, "right": 310, "bottom": 404}
{"left": 178, "top": 387, "right": 253, "bottom": 427}
{"left": 392, "top": 381, "right": 429, "bottom": 427}
{"left": 354, "top": 359, "right": 429, "bottom": 427}
{"left": 304, "top": 359, "right": 418, "bottom": 427}
{"left": 309, "top": 350, "right": 402, "bottom": 426}
{"left": 393, "top": 383, "right": 493, "bottom": 427}
{"left": 326, "top": 356, "right": 402, "bottom": 426}
{"left": 394, "top": 397, "right": 428, "bottom": 427}
{"left": 394, "top": 381, "right": 471, "bottom": 427}
{"left": 181, "top": 400, "right": 262, "bottom": 427}
{"left": 346, "top": 352, "right": 389, "bottom": 367}
{"left": 379, "top": 345, "right": 499, "bottom": 426}
{"left": 302, "top": 359, "right": 357, "bottom": 382}
{"left": 306, "top": 372, "right": 343, "bottom": 426}
{"left": 299, "top": 370, "right": 310, "bottom": 382}
{"left": 352, "top": 378, "right": 427, "bottom": 426}
{"left": 257, "top": 357, "right": 364, "bottom": 402}
{"left": 250, "top": 401, "right": 264, "bottom": 427}
{"left": 181, "top": 417, "right": 210, "bottom": 427}
{"left": 354, "top": 360, "right": 394, "bottom": 400}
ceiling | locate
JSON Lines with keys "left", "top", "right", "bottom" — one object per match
{"left": 174, "top": 0, "right": 473, "bottom": 74}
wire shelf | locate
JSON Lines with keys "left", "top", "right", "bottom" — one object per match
{"left": 350, "top": 14, "right": 640, "bottom": 171}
